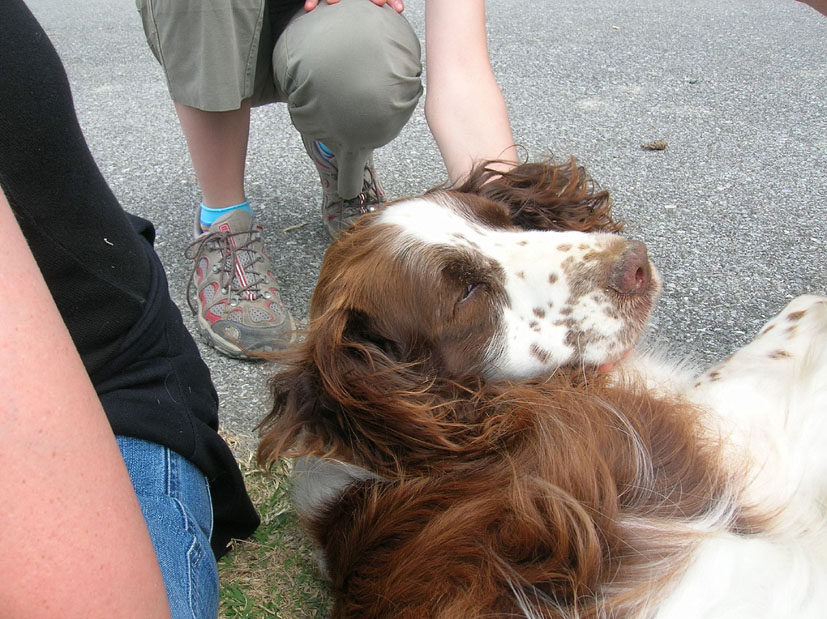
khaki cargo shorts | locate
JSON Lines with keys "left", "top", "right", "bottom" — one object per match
{"left": 137, "top": 0, "right": 423, "bottom": 195}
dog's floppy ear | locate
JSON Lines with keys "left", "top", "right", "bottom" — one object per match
{"left": 257, "top": 306, "right": 464, "bottom": 476}
{"left": 452, "top": 157, "right": 622, "bottom": 233}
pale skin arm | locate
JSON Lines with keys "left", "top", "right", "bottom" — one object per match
{"left": 424, "top": 0, "right": 518, "bottom": 183}
{"left": 0, "top": 190, "right": 170, "bottom": 618}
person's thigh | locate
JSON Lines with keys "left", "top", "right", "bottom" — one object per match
{"left": 117, "top": 436, "right": 218, "bottom": 619}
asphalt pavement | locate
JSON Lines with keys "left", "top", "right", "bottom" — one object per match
{"left": 26, "top": 0, "right": 827, "bottom": 449}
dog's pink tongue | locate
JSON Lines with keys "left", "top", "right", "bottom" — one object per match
{"left": 597, "top": 350, "right": 633, "bottom": 373}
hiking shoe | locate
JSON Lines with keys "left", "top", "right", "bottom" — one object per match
{"left": 303, "top": 136, "right": 385, "bottom": 239}
{"left": 185, "top": 208, "right": 296, "bottom": 359}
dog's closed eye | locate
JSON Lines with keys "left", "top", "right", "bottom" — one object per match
{"left": 458, "top": 282, "right": 482, "bottom": 304}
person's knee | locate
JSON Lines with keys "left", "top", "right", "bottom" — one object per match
{"left": 275, "top": 0, "right": 422, "bottom": 146}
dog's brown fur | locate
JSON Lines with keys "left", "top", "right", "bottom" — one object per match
{"left": 258, "top": 160, "right": 740, "bottom": 617}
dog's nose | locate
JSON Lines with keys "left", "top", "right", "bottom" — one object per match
{"left": 608, "top": 241, "right": 651, "bottom": 295}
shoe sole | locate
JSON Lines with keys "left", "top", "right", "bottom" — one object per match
{"left": 194, "top": 313, "right": 297, "bottom": 361}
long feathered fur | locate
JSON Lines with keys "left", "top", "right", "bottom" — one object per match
{"left": 257, "top": 159, "right": 826, "bottom": 617}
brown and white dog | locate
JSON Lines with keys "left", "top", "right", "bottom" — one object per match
{"left": 258, "top": 160, "right": 827, "bottom": 618}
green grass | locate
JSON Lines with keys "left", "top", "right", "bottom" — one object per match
{"left": 217, "top": 440, "right": 332, "bottom": 618}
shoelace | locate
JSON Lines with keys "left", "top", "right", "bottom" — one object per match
{"left": 338, "top": 169, "right": 383, "bottom": 217}
{"left": 185, "top": 228, "right": 269, "bottom": 313}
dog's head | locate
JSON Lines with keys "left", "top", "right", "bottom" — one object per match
{"left": 259, "top": 159, "right": 661, "bottom": 473}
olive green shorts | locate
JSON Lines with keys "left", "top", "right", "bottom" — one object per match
{"left": 137, "top": 0, "right": 423, "bottom": 195}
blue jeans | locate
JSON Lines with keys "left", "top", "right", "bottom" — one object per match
{"left": 117, "top": 436, "right": 219, "bottom": 618}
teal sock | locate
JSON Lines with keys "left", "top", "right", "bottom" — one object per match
{"left": 317, "top": 140, "right": 334, "bottom": 160}
{"left": 199, "top": 200, "right": 252, "bottom": 230}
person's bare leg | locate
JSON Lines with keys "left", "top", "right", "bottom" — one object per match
{"left": 175, "top": 98, "right": 296, "bottom": 357}
{"left": 174, "top": 100, "right": 251, "bottom": 208}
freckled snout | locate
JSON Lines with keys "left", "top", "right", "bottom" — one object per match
{"left": 608, "top": 241, "right": 651, "bottom": 295}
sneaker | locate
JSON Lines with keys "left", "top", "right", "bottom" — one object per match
{"left": 185, "top": 208, "right": 296, "bottom": 359}
{"left": 303, "top": 136, "right": 385, "bottom": 239}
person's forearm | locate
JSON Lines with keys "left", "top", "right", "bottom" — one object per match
{"left": 424, "top": 0, "right": 518, "bottom": 183}
{"left": 0, "top": 190, "right": 170, "bottom": 618}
